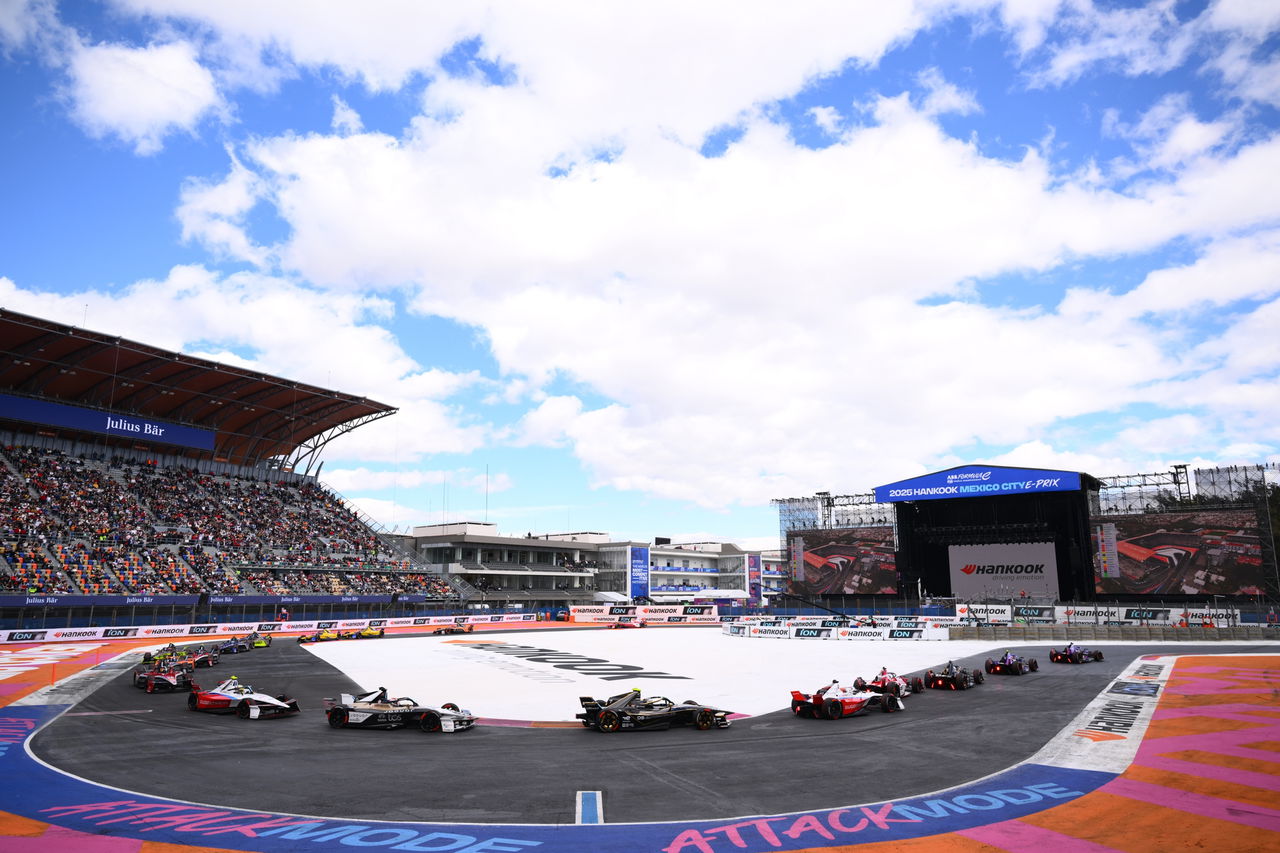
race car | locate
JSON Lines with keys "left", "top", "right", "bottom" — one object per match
{"left": 790, "top": 680, "right": 903, "bottom": 718}
{"left": 610, "top": 619, "right": 646, "bottom": 629}
{"left": 578, "top": 690, "right": 731, "bottom": 732}
{"left": 431, "top": 624, "right": 475, "bottom": 635}
{"left": 854, "top": 669, "right": 925, "bottom": 697}
{"left": 142, "top": 643, "right": 181, "bottom": 663}
{"left": 217, "top": 636, "right": 252, "bottom": 654}
{"left": 247, "top": 632, "right": 273, "bottom": 648}
{"left": 187, "top": 676, "right": 301, "bottom": 719}
{"left": 985, "top": 652, "right": 1039, "bottom": 675}
{"left": 324, "top": 687, "right": 476, "bottom": 733}
{"left": 132, "top": 660, "right": 193, "bottom": 693}
{"left": 924, "top": 661, "right": 984, "bottom": 690}
{"left": 339, "top": 626, "right": 385, "bottom": 639}
{"left": 1049, "top": 645, "right": 1104, "bottom": 664}
{"left": 297, "top": 628, "right": 341, "bottom": 644}
{"left": 180, "top": 645, "right": 220, "bottom": 668}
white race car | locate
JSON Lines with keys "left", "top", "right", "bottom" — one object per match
{"left": 188, "top": 676, "right": 301, "bottom": 718}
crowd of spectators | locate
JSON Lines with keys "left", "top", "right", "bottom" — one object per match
{"left": 0, "top": 446, "right": 456, "bottom": 599}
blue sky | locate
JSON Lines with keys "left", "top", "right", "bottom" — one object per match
{"left": 2, "top": 1, "right": 1279, "bottom": 549}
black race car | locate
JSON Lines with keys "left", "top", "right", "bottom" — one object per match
{"left": 431, "top": 624, "right": 474, "bottom": 635}
{"left": 324, "top": 687, "right": 475, "bottom": 733}
{"left": 924, "top": 661, "right": 984, "bottom": 690}
{"left": 985, "top": 653, "right": 1039, "bottom": 675}
{"left": 578, "top": 690, "right": 731, "bottom": 732}
{"left": 1049, "top": 645, "right": 1104, "bottom": 664}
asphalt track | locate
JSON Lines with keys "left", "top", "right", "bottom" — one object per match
{"left": 26, "top": 630, "right": 1267, "bottom": 826}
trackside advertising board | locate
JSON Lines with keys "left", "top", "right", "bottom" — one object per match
{"left": 629, "top": 546, "right": 650, "bottom": 600}
{"left": 0, "top": 614, "right": 541, "bottom": 645}
{"left": 571, "top": 605, "right": 720, "bottom": 624}
{"left": 0, "top": 393, "right": 216, "bottom": 452}
{"left": 723, "top": 621, "right": 948, "bottom": 640}
{"left": 949, "top": 542, "right": 1059, "bottom": 599}
{"left": 874, "top": 465, "right": 1081, "bottom": 503}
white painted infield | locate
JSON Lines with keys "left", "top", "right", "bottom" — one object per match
{"left": 300, "top": 627, "right": 1011, "bottom": 721}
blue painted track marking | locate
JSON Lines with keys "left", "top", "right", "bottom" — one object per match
{"left": 576, "top": 790, "right": 603, "bottom": 824}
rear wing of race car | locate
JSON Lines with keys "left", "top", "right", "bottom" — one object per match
{"left": 579, "top": 696, "right": 601, "bottom": 710}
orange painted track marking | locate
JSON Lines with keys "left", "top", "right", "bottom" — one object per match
{"left": 1122, "top": 763, "right": 1280, "bottom": 813}
{"left": 1016, "top": 790, "right": 1269, "bottom": 851}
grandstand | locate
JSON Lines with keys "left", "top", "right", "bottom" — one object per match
{"left": 0, "top": 309, "right": 473, "bottom": 627}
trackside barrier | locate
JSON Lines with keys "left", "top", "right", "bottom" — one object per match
{"left": 569, "top": 605, "right": 719, "bottom": 624}
{"left": 0, "top": 613, "right": 541, "bottom": 645}
{"left": 722, "top": 621, "right": 948, "bottom": 640}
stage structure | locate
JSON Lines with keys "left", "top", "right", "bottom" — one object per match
{"left": 774, "top": 462, "right": 1279, "bottom": 603}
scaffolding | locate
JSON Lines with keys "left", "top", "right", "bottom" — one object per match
{"left": 772, "top": 491, "right": 896, "bottom": 547}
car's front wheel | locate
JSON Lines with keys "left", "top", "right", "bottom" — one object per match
{"left": 328, "top": 708, "right": 347, "bottom": 728}
{"left": 695, "top": 709, "right": 716, "bottom": 730}
{"left": 236, "top": 701, "right": 252, "bottom": 719}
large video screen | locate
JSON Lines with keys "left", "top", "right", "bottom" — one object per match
{"left": 786, "top": 527, "right": 898, "bottom": 595}
{"left": 1093, "top": 508, "right": 1265, "bottom": 596}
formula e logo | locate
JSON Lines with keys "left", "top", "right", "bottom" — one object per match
{"left": 7, "top": 631, "right": 47, "bottom": 642}
{"left": 888, "top": 629, "right": 922, "bottom": 638}
{"left": 793, "top": 628, "right": 831, "bottom": 638}
{"left": 103, "top": 628, "right": 139, "bottom": 638}
{"left": 187, "top": 626, "right": 215, "bottom": 635}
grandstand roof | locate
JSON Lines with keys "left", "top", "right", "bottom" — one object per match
{"left": 0, "top": 308, "right": 396, "bottom": 470}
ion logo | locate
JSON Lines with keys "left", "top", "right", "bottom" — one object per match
{"left": 103, "top": 628, "right": 138, "bottom": 638}
{"left": 608, "top": 606, "right": 636, "bottom": 615}
{"left": 368, "top": 620, "right": 387, "bottom": 627}
{"left": 793, "top": 628, "right": 831, "bottom": 638}
{"left": 666, "top": 616, "right": 687, "bottom": 623}
{"left": 317, "top": 622, "right": 337, "bottom": 629}
{"left": 684, "top": 606, "right": 711, "bottom": 615}
{"left": 7, "top": 631, "right": 47, "bottom": 642}
{"left": 256, "top": 623, "right": 281, "bottom": 631}
{"left": 187, "top": 626, "right": 215, "bottom": 635}
{"left": 1123, "top": 609, "right": 1169, "bottom": 621}
{"left": 888, "top": 629, "right": 923, "bottom": 638}
{"left": 412, "top": 618, "right": 429, "bottom": 625}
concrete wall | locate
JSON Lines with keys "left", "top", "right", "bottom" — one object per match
{"left": 947, "top": 625, "right": 1271, "bottom": 642}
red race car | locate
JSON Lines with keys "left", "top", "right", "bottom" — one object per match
{"left": 187, "top": 676, "right": 301, "bottom": 719}
{"left": 854, "top": 669, "right": 925, "bottom": 697}
{"left": 132, "top": 660, "right": 193, "bottom": 693}
{"left": 791, "top": 680, "right": 903, "bottom": 718}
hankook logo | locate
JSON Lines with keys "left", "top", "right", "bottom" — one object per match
{"left": 960, "top": 564, "right": 1046, "bottom": 575}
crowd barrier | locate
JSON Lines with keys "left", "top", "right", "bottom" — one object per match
{"left": 0, "top": 613, "right": 541, "bottom": 645}
{"left": 569, "top": 605, "right": 721, "bottom": 624}
{"left": 722, "top": 619, "right": 949, "bottom": 641}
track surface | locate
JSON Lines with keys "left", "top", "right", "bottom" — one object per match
{"left": 29, "top": 633, "right": 1265, "bottom": 825}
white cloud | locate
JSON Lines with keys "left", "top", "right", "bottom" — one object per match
{"left": 177, "top": 150, "right": 270, "bottom": 264}
{"left": 65, "top": 39, "right": 222, "bottom": 154}
{"left": 916, "top": 66, "right": 980, "bottom": 116}
{"left": 808, "top": 105, "right": 841, "bottom": 134}
{"left": 331, "top": 94, "right": 363, "bottom": 135}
